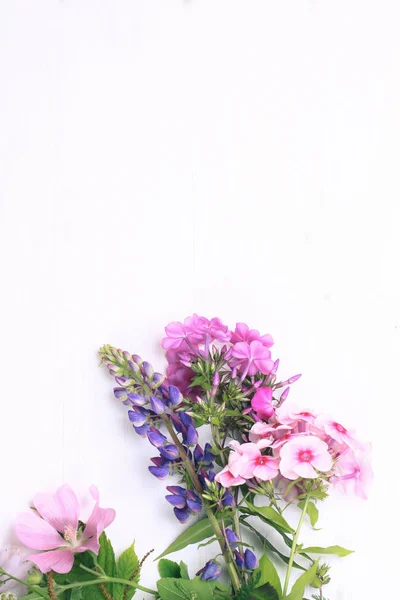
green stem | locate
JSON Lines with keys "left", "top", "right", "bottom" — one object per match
{"left": 0, "top": 569, "right": 50, "bottom": 600}
{"left": 59, "top": 576, "right": 157, "bottom": 596}
{"left": 162, "top": 415, "right": 241, "bottom": 594}
{"left": 206, "top": 508, "right": 241, "bottom": 593}
{"left": 282, "top": 494, "right": 310, "bottom": 596}
{"left": 211, "top": 425, "right": 243, "bottom": 548}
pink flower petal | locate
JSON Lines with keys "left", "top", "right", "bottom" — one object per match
{"left": 312, "top": 452, "right": 333, "bottom": 472}
{"left": 253, "top": 463, "right": 279, "bottom": 481}
{"left": 214, "top": 467, "right": 245, "bottom": 487}
{"left": 33, "top": 484, "right": 79, "bottom": 534}
{"left": 28, "top": 549, "right": 74, "bottom": 574}
{"left": 294, "top": 461, "right": 318, "bottom": 479}
{"left": 15, "top": 512, "right": 65, "bottom": 550}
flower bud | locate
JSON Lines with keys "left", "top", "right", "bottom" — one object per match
{"left": 244, "top": 549, "right": 258, "bottom": 570}
{"left": 196, "top": 560, "right": 221, "bottom": 581}
{"left": 288, "top": 373, "right": 302, "bottom": 384}
{"left": 25, "top": 568, "right": 43, "bottom": 586}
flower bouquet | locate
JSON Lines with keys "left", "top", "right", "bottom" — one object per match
{"left": 0, "top": 316, "right": 372, "bottom": 600}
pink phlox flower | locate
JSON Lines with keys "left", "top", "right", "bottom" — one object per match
{"left": 251, "top": 387, "right": 275, "bottom": 421}
{"left": 279, "top": 435, "right": 333, "bottom": 480}
{"left": 314, "top": 415, "right": 361, "bottom": 450}
{"left": 272, "top": 431, "right": 309, "bottom": 452}
{"left": 225, "top": 440, "right": 278, "bottom": 482}
{"left": 15, "top": 484, "right": 115, "bottom": 574}
{"left": 214, "top": 448, "right": 246, "bottom": 487}
{"left": 0, "top": 548, "right": 31, "bottom": 596}
{"left": 163, "top": 315, "right": 230, "bottom": 353}
{"left": 162, "top": 321, "right": 191, "bottom": 350}
{"left": 249, "top": 422, "right": 291, "bottom": 443}
{"left": 275, "top": 404, "right": 317, "bottom": 428}
{"left": 331, "top": 449, "right": 373, "bottom": 500}
{"left": 199, "top": 317, "right": 231, "bottom": 343}
{"left": 230, "top": 323, "right": 274, "bottom": 348}
{"left": 229, "top": 341, "right": 274, "bottom": 378}
{"left": 183, "top": 314, "right": 231, "bottom": 344}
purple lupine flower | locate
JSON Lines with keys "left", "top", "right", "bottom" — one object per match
{"left": 171, "top": 412, "right": 198, "bottom": 446}
{"left": 147, "top": 427, "right": 167, "bottom": 448}
{"left": 165, "top": 494, "right": 186, "bottom": 509}
{"left": 173, "top": 507, "right": 191, "bottom": 523}
{"left": 159, "top": 444, "right": 180, "bottom": 460}
{"left": 185, "top": 424, "right": 198, "bottom": 445}
{"left": 196, "top": 560, "right": 221, "bottom": 581}
{"left": 141, "top": 361, "right": 154, "bottom": 379}
{"left": 225, "top": 528, "right": 239, "bottom": 548}
{"left": 128, "top": 407, "right": 149, "bottom": 427}
{"left": 221, "top": 490, "right": 234, "bottom": 507}
{"left": 114, "top": 387, "right": 128, "bottom": 401}
{"left": 194, "top": 443, "right": 215, "bottom": 467}
{"left": 133, "top": 423, "right": 150, "bottom": 436}
{"left": 166, "top": 485, "right": 186, "bottom": 495}
{"left": 152, "top": 372, "right": 165, "bottom": 387}
{"left": 148, "top": 464, "right": 170, "bottom": 479}
{"left": 169, "top": 385, "right": 182, "bottom": 405}
{"left": 149, "top": 395, "right": 166, "bottom": 414}
{"left": 234, "top": 551, "right": 244, "bottom": 568}
{"left": 127, "top": 392, "right": 147, "bottom": 406}
{"left": 244, "top": 549, "right": 258, "bottom": 570}
{"left": 186, "top": 491, "right": 202, "bottom": 513}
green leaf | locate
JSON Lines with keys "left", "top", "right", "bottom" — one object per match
{"left": 19, "top": 593, "right": 48, "bottom": 600}
{"left": 70, "top": 589, "right": 83, "bottom": 600}
{"left": 243, "top": 501, "right": 294, "bottom": 534}
{"left": 179, "top": 561, "right": 190, "bottom": 580}
{"left": 298, "top": 501, "right": 320, "bottom": 529}
{"left": 249, "top": 583, "right": 280, "bottom": 600}
{"left": 240, "top": 519, "right": 306, "bottom": 572}
{"left": 300, "top": 545, "right": 353, "bottom": 557}
{"left": 253, "top": 554, "right": 282, "bottom": 598}
{"left": 97, "top": 532, "right": 116, "bottom": 593}
{"left": 156, "top": 577, "right": 215, "bottom": 600}
{"left": 285, "top": 562, "right": 319, "bottom": 600}
{"left": 158, "top": 559, "right": 182, "bottom": 579}
{"left": 155, "top": 516, "right": 231, "bottom": 559}
{"left": 80, "top": 583, "right": 104, "bottom": 600}
{"left": 114, "top": 543, "right": 140, "bottom": 600}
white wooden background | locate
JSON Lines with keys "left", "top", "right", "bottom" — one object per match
{"left": 1, "top": 2, "right": 399, "bottom": 599}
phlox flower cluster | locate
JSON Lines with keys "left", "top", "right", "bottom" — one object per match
{"left": 217, "top": 403, "right": 372, "bottom": 500}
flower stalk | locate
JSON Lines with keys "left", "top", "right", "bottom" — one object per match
{"left": 282, "top": 493, "right": 311, "bottom": 596}
{"left": 162, "top": 415, "right": 241, "bottom": 593}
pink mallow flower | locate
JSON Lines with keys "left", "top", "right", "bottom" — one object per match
{"left": 279, "top": 436, "right": 333, "bottom": 480}
{"left": 251, "top": 387, "right": 275, "bottom": 420}
{"left": 230, "top": 341, "right": 274, "bottom": 378}
{"left": 0, "top": 548, "right": 31, "bottom": 596}
{"left": 331, "top": 449, "right": 373, "bottom": 500}
{"left": 15, "top": 484, "right": 115, "bottom": 574}
{"left": 230, "top": 323, "right": 274, "bottom": 348}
